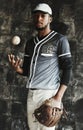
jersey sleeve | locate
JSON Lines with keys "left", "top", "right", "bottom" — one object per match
{"left": 57, "top": 36, "right": 71, "bottom": 58}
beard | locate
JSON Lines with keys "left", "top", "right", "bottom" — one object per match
{"left": 35, "top": 23, "right": 49, "bottom": 31}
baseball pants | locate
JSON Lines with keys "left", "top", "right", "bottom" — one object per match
{"left": 27, "top": 89, "right": 59, "bottom": 130}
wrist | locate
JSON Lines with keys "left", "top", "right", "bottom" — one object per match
{"left": 15, "top": 66, "right": 23, "bottom": 74}
{"left": 53, "top": 94, "right": 62, "bottom": 102}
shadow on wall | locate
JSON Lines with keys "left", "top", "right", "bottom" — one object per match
{"left": 74, "top": 98, "right": 83, "bottom": 123}
{"left": 51, "top": 21, "right": 69, "bottom": 35}
{"left": 0, "top": 98, "right": 29, "bottom": 130}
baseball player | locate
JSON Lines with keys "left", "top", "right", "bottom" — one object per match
{"left": 8, "top": 3, "right": 72, "bottom": 130}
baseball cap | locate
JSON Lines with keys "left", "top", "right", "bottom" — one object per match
{"left": 33, "top": 3, "right": 52, "bottom": 15}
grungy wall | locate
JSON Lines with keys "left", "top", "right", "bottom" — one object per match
{"left": 0, "top": 0, "right": 83, "bottom": 130}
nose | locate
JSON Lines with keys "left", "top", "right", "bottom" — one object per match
{"left": 37, "top": 15, "right": 42, "bottom": 22}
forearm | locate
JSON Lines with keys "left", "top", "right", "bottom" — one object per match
{"left": 54, "top": 60, "right": 72, "bottom": 101}
{"left": 53, "top": 84, "right": 67, "bottom": 101}
{"left": 55, "top": 56, "right": 72, "bottom": 101}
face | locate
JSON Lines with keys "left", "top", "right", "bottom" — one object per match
{"left": 33, "top": 12, "right": 52, "bottom": 30}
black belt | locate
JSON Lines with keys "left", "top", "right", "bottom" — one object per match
{"left": 29, "top": 88, "right": 38, "bottom": 90}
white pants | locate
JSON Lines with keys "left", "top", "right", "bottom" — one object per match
{"left": 27, "top": 89, "right": 58, "bottom": 130}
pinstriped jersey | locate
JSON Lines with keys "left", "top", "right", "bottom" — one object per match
{"left": 23, "top": 31, "right": 71, "bottom": 89}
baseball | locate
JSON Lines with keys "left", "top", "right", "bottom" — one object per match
{"left": 12, "top": 35, "right": 21, "bottom": 45}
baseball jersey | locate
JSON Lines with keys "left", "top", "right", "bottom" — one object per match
{"left": 23, "top": 30, "right": 71, "bottom": 89}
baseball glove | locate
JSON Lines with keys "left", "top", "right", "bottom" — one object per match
{"left": 34, "top": 98, "right": 64, "bottom": 127}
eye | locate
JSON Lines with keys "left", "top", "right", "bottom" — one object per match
{"left": 41, "top": 14, "right": 46, "bottom": 18}
{"left": 33, "top": 13, "right": 47, "bottom": 19}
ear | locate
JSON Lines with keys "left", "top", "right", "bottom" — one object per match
{"left": 49, "top": 16, "right": 53, "bottom": 23}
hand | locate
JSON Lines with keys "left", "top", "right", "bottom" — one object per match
{"left": 8, "top": 54, "right": 23, "bottom": 74}
{"left": 45, "top": 97, "right": 63, "bottom": 109}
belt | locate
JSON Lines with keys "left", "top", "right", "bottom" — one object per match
{"left": 29, "top": 88, "right": 38, "bottom": 90}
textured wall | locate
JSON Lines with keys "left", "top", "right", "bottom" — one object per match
{"left": 0, "top": 0, "right": 83, "bottom": 130}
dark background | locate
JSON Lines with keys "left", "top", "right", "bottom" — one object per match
{"left": 0, "top": 0, "right": 83, "bottom": 130}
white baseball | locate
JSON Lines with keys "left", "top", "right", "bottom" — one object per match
{"left": 12, "top": 36, "right": 21, "bottom": 45}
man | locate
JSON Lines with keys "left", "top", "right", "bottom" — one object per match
{"left": 8, "top": 3, "right": 72, "bottom": 130}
